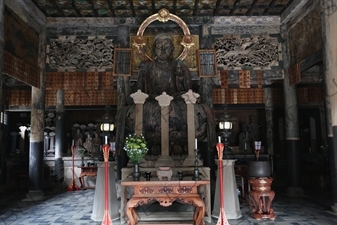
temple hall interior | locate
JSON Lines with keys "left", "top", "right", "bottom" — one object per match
{"left": 1, "top": 0, "right": 337, "bottom": 224}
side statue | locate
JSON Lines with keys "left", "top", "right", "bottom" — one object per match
{"left": 115, "top": 33, "right": 216, "bottom": 158}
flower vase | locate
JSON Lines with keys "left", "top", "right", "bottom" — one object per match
{"left": 133, "top": 163, "right": 141, "bottom": 181}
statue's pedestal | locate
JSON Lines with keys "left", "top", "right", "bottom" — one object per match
{"left": 91, "top": 162, "right": 119, "bottom": 221}
{"left": 212, "top": 159, "right": 242, "bottom": 219}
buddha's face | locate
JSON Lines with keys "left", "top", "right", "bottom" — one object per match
{"left": 154, "top": 38, "right": 173, "bottom": 61}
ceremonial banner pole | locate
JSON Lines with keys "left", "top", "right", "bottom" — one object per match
{"left": 216, "top": 140, "right": 230, "bottom": 225}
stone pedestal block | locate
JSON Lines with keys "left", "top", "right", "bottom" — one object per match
{"left": 212, "top": 159, "right": 242, "bottom": 219}
{"left": 91, "top": 162, "right": 119, "bottom": 221}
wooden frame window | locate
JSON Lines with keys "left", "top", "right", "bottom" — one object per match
{"left": 197, "top": 49, "right": 217, "bottom": 77}
{"left": 113, "top": 48, "right": 132, "bottom": 76}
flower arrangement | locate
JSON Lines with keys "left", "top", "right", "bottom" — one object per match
{"left": 124, "top": 133, "right": 149, "bottom": 163}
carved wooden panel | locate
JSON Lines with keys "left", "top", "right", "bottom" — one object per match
{"left": 4, "top": 8, "right": 39, "bottom": 66}
{"left": 47, "top": 36, "right": 114, "bottom": 72}
{"left": 81, "top": 91, "right": 89, "bottom": 105}
{"left": 220, "top": 89, "right": 226, "bottom": 104}
{"left": 225, "top": 89, "right": 231, "bottom": 103}
{"left": 64, "top": 91, "right": 73, "bottom": 106}
{"left": 87, "top": 73, "right": 94, "bottom": 90}
{"left": 101, "top": 72, "right": 114, "bottom": 89}
{"left": 213, "top": 89, "right": 221, "bottom": 104}
{"left": 256, "top": 89, "right": 264, "bottom": 103}
{"left": 52, "top": 73, "right": 64, "bottom": 90}
{"left": 239, "top": 70, "right": 251, "bottom": 88}
{"left": 230, "top": 89, "right": 238, "bottom": 104}
{"left": 46, "top": 90, "right": 56, "bottom": 106}
{"left": 198, "top": 49, "right": 217, "bottom": 77}
{"left": 214, "top": 35, "right": 280, "bottom": 69}
{"left": 288, "top": 7, "right": 322, "bottom": 65}
{"left": 74, "top": 91, "right": 81, "bottom": 105}
{"left": 248, "top": 89, "right": 254, "bottom": 103}
{"left": 3, "top": 51, "right": 39, "bottom": 88}
{"left": 238, "top": 89, "right": 247, "bottom": 103}
{"left": 113, "top": 48, "right": 132, "bottom": 76}
{"left": 220, "top": 70, "right": 228, "bottom": 88}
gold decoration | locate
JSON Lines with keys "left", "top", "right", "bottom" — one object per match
{"left": 157, "top": 8, "right": 170, "bottom": 22}
{"left": 133, "top": 8, "right": 194, "bottom": 61}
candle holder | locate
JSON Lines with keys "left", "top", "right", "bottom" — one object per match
{"left": 216, "top": 142, "right": 230, "bottom": 225}
{"left": 177, "top": 171, "right": 184, "bottom": 180}
{"left": 192, "top": 148, "right": 201, "bottom": 181}
{"left": 254, "top": 141, "right": 262, "bottom": 161}
{"left": 101, "top": 143, "right": 113, "bottom": 225}
{"left": 145, "top": 172, "right": 151, "bottom": 181}
{"left": 67, "top": 145, "right": 80, "bottom": 191}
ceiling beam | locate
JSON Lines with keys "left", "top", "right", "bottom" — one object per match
{"left": 263, "top": 0, "right": 277, "bottom": 16}
{"left": 105, "top": 0, "right": 116, "bottom": 17}
{"left": 246, "top": 0, "right": 258, "bottom": 16}
{"left": 229, "top": 0, "right": 240, "bottom": 16}
{"left": 281, "top": 0, "right": 310, "bottom": 24}
{"left": 87, "top": 0, "right": 99, "bottom": 17}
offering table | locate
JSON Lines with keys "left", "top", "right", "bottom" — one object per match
{"left": 121, "top": 178, "right": 210, "bottom": 225}
{"left": 78, "top": 166, "right": 97, "bottom": 189}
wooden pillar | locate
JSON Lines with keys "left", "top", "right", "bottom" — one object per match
{"left": 55, "top": 90, "right": 65, "bottom": 183}
{"left": 321, "top": 0, "right": 337, "bottom": 211}
{"left": 281, "top": 24, "right": 303, "bottom": 196}
{"left": 155, "top": 92, "right": 175, "bottom": 167}
{"left": 0, "top": 0, "right": 5, "bottom": 184}
{"left": 115, "top": 25, "right": 130, "bottom": 180}
{"left": 26, "top": 27, "right": 46, "bottom": 201}
{"left": 199, "top": 25, "right": 214, "bottom": 108}
{"left": 264, "top": 87, "right": 275, "bottom": 174}
{"left": 264, "top": 87, "right": 274, "bottom": 155}
{"left": 197, "top": 24, "right": 216, "bottom": 179}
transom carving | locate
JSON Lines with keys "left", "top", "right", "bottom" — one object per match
{"left": 213, "top": 36, "right": 280, "bottom": 70}
{"left": 47, "top": 36, "right": 114, "bottom": 72}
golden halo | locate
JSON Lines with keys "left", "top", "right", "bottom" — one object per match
{"left": 133, "top": 8, "right": 194, "bottom": 61}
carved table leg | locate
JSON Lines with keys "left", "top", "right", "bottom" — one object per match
{"left": 126, "top": 198, "right": 141, "bottom": 225}
{"left": 249, "top": 191, "right": 263, "bottom": 220}
{"left": 79, "top": 176, "right": 84, "bottom": 189}
{"left": 265, "top": 191, "right": 275, "bottom": 213}
{"left": 192, "top": 198, "right": 206, "bottom": 225}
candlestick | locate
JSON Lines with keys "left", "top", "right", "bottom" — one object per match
{"left": 195, "top": 138, "right": 197, "bottom": 149}
{"left": 105, "top": 136, "right": 108, "bottom": 144}
{"left": 218, "top": 136, "right": 221, "bottom": 143}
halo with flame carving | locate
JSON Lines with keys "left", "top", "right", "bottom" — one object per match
{"left": 133, "top": 8, "right": 194, "bottom": 61}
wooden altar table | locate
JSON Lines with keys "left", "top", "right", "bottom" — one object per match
{"left": 120, "top": 167, "right": 211, "bottom": 224}
{"left": 78, "top": 166, "right": 97, "bottom": 189}
{"left": 121, "top": 178, "right": 210, "bottom": 225}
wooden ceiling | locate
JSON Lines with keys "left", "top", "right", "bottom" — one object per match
{"left": 30, "top": 0, "right": 294, "bottom": 18}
